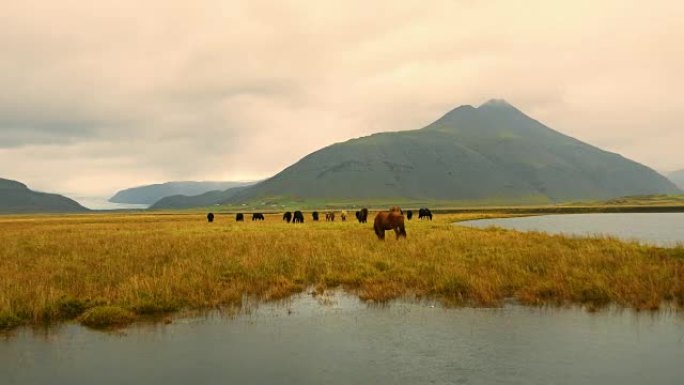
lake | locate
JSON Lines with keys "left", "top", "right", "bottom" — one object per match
{"left": 70, "top": 195, "right": 150, "bottom": 211}
{"left": 460, "top": 213, "right": 684, "bottom": 247}
{"left": 2, "top": 292, "right": 683, "bottom": 385}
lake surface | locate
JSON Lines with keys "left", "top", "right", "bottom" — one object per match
{"left": 2, "top": 292, "right": 683, "bottom": 385}
{"left": 460, "top": 213, "right": 684, "bottom": 247}
{"left": 70, "top": 195, "right": 150, "bottom": 210}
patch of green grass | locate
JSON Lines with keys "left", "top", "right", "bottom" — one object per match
{"left": 0, "top": 312, "right": 22, "bottom": 330}
{"left": 78, "top": 306, "right": 136, "bottom": 329}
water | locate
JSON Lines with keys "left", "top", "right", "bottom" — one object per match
{"left": 70, "top": 195, "right": 150, "bottom": 211}
{"left": 460, "top": 213, "right": 684, "bottom": 247}
{"left": 2, "top": 293, "right": 683, "bottom": 385}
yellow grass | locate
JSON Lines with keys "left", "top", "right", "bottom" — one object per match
{"left": 0, "top": 212, "right": 682, "bottom": 330}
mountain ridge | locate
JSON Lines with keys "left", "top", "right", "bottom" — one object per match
{"left": 151, "top": 100, "right": 680, "bottom": 209}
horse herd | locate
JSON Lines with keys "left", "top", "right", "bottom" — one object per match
{"left": 205, "top": 207, "right": 433, "bottom": 240}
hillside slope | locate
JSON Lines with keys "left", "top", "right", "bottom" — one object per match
{"left": 0, "top": 178, "right": 89, "bottom": 213}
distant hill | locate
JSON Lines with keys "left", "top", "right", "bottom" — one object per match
{"left": 109, "top": 181, "right": 256, "bottom": 205}
{"left": 150, "top": 185, "right": 251, "bottom": 209}
{"left": 151, "top": 99, "right": 680, "bottom": 208}
{"left": 667, "top": 169, "right": 684, "bottom": 190}
{"left": 0, "top": 178, "right": 88, "bottom": 213}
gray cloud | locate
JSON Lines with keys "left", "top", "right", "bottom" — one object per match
{"left": 0, "top": 0, "right": 682, "bottom": 196}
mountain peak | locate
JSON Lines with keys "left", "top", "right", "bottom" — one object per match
{"left": 479, "top": 98, "right": 515, "bottom": 109}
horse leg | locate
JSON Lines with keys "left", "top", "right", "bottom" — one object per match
{"left": 395, "top": 225, "right": 406, "bottom": 239}
{"left": 375, "top": 225, "right": 385, "bottom": 240}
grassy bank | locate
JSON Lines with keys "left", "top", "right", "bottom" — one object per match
{"left": 1, "top": 212, "right": 683, "bottom": 331}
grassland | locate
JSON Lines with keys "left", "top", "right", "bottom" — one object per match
{"left": 1, "top": 211, "right": 683, "bottom": 331}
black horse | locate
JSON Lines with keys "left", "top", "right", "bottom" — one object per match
{"left": 236, "top": 213, "right": 244, "bottom": 222}
{"left": 283, "top": 211, "right": 292, "bottom": 223}
{"left": 207, "top": 212, "right": 215, "bottom": 223}
{"left": 406, "top": 210, "right": 413, "bottom": 220}
{"left": 293, "top": 211, "right": 304, "bottom": 223}
{"left": 418, "top": 208, "right": 433, "bottom": 220}
{"left": 312, "top": 211, "right": 319, "bottom": 221}
{"left": 355, "top": 208, "right": 368, "bottom": 223}
{"left": 252, "top": 213, "right": 265, "bottom": 221}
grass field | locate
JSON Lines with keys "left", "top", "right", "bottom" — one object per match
{"left": 1, "top": 211, "right": 683, "bottom": 330}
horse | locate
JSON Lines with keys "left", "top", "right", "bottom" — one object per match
{"left": 252, "top": 213, "right": 265, "bottom": 221}
{"left": 355, "top": 208, "right": 368, "bottom": 223}
{"left": 340, "top": 210, "right": 347, "bottom": 221}
{"left": 406, "top": 210, "right": 413, "bottom": 220}
{"left": 207, "top": 212, "right": 214, "bottom": 223}
{"left": 326, "top": 212, "right": 335, "bottom": 222}
{"left": 283, "top": 211, "right": 292, "bottom": 223}
{"left": 236, "top": 213, "right": 244, "bottom": 222}
{"left": 312, "top": 211, "right": 319, "bottom": 221}
{"left": 418, "top": 208, "right": 432, "bottom": 220}
{"left": 293, "top": 211, "right": 304, "bottom": 223}
{"left": 373, "top": 207, "right": 406, "bottom": 240}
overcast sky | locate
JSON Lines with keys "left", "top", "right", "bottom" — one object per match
{"left": 1, "top": 0, "right": 682, "bottom": 197}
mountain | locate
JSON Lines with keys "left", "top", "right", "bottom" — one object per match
{"left": 0, "top": 178, "right": 89, "bottom": 213}
{"left": 667, "top": 169, "right": 684, "bottom": 190}
{"left": 150, "top": 185, "right": 252, "bottom": 209}
{"left": 153, "top": 99, "right": 680, "bottom": 208}
{"left": 109, "top": 181, "right": 256, "bottom": 205}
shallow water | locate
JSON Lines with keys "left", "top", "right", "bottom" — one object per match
{"left": 2, "top": 293, "right": 683, "bottom": 385}
{"left": 460, "top": 213, "right": 684, "bottom": 247}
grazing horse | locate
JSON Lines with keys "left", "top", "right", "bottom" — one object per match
{"left": 207, "top": 212, "right": 214, "bottom": 223}
{"left": 340, "top": 210, "right": 347, "bottom": 221}
{"left": 418, "top": 208, "right": 433, "bottom": 220}
{"left": 236, "top": 213, "right": 244, "bottom": 222}
{"left": 325, "top": 212, "right": 335, "bottom": 222}
{"left": 252, "top": 213, "right": 265, "bottom": 221}
{"left": 312, "top": 211, "right": 319, "bottom": 221}
{"left": 406, "top": 210, "right": 413, "bottom": 220}
{"left": 373, "top": 207, "right": 406, "bottom": 240}
{"left": 355, "top": 208, "right": 368, "bottom": 223}
{"left": 293, "top": 210, "right": 304, "bottom": 223}
{"left": 283, "top": 211, "right": 292, "bottom": 223}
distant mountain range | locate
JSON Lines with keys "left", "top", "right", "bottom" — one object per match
{"left": 109, "top": 181, "right": 256, "bottom": 205}
{"left": 668, "top": 169, "right": 684, "bottom": 190}
{"left": 151, "top": 99, "right": 681, "bottom": 209}
{"left": 0, "top": 178, "right": 88, "bottom": 213}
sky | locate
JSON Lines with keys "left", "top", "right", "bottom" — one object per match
{"left": 1, "top": 0, "right": 683, "bottom": 198}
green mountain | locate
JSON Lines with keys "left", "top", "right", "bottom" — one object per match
{"left": 668, "top": 169, "right": 684, "bottom": 190}
{"left": 109, "top": 181, "right": 255, "bottom": 205}
{"left": 0, "top": 178, "right": 89, "bottom": 213}
{"left": 152, "top": 99, "right": 680, "bottom": 208}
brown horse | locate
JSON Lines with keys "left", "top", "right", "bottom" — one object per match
{"left": 374, "top": 208, "right": 406, "bottom": 240}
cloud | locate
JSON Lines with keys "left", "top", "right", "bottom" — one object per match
{"left": 0, "top": 0, "right": 683, "bottom": 196}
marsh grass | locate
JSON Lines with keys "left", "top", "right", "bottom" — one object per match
{"left": 0, "top": 212, "right": 682, "bottom": 330}
{"left": 78, "top": 306, "right": 136, "bottom": 329}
